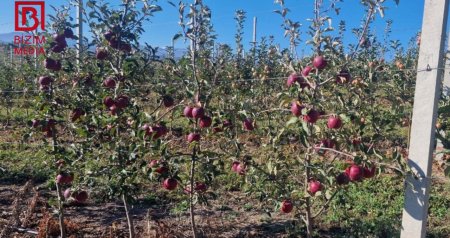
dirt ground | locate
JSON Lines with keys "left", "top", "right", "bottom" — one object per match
{"left": 0, "top": 182, "right": 298, "bottom": 238}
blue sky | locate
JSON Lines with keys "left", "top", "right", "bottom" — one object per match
{"left": 0, "top": 0, "right": 428, "bottom": 53}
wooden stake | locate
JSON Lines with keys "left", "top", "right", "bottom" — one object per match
{"left": 401, "top": 0, "right": 449, "bottom": 237}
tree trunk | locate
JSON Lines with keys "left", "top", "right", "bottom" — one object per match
{"left": 122, "top": 194, "right": 135, "bottom": 238}
{"left": 189, "top": 147, "right": 198, "bottom": 238}
{"left": 55, "top": 182, "right": 66, "bottom": 238}
{"left": 305, "top": 154, "right": 313, "bottom": 238}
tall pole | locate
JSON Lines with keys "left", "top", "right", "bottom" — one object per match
{"left": 34, "top": 30, "right": 38, "bottom": 69}
{"left": 76, "top": 0, "right": 83, "bottom": 69}
{"left": 171, "top": 38, "right": 175, "bottom": 59}
{"left": 19, "top": 42, "right": 22, "bottom": 66}
{"left": 251, "top": 17, "right": 257, "bottom": 65}
{"left": 252, "top": 16, "right": 257, "bottom": 43}
{"left": 400, "top": 0, "right": 449, "bottom": 237}
{"left": 1, "top": 46, "right": 4, "bottom": 66}
{"left": 9, "top": 45, "right": 13, "bottom": 65}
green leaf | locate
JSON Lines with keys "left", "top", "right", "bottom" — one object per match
{"left": 286, "top": 117, "right": 298, "bottom": 126}
{"left": 173, "top": 33, "right": 183, "bottom": 42}
{"left": 168, "top": 1, "right": 176, "bottom": 7}
{"left": 438, "top": 104, "right": 450, "bottom": 114}
{"left": 325, "top": 190, "right": 332, "bottom": 200}
{"left": 302, "top": 121, "right": 311, "bottom": 136}
{"left": 86, "top": 1, "right": 95, "bottom": 8}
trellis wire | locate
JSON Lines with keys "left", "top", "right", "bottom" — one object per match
{"left": 0, "top": 65, "right": 446, "bottom": 95}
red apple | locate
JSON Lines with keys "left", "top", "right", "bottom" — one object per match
{"left": 150, "top": 125, "right": 168, "bottom": 139}
{"left": 64, "top": 28, "right": 74, "bottom": 38}
{"left": 163, "top": 178, "right": 178, "bottom": 190}
{"left": 199, "top": 116, "right": 212, "bottom": 128}
{"left": 64, "top": 174, "right": 74, "bottom": 184}
{"left": 54, "top": 61, "right": 62, "bottom": 71}
{"left": 302, "top": 66, "right": 313, "bottom": 76}
{"left": 115, "top": 95, "right": 129, "bottom": 109}
{"left": 187, "top": 133, "right": 201, "bottom": 143}
{"left": 336, "top": 70, "right": 351, "bottom": 83}
{"left": 103, "top": 77, "right": 116, "bottom": 88}
{"left": 336, "top": 173, "right": 350, "bottom": 185}
{"left": 31, "top": 119, "right": 40, "bottom": 128}
{"left": 321, "top": 139, "right": 335, "bottom": 148}
{"left": 64, "top": 188, "right": 72, "bottom": 199}
{"left": 109, "top": 105, "right": 118, "bottom": 115}
{"left": 223, "top": 120, "right": 232, "bottom": 128}
{"left": 291, "top": 101, "right": 304, "bottom": 117}
{"left": 243, "top": 118, "right": 255, "bottom": 131}
{"left": 313, "top": 56, "right": 327, "bottom": 70}
{"left": 104, "top": 31, "right": 115, "bottom": 41}
{"left": 194, "top": 182, "right": 207, "bottom": 192}
{"left": 232, "top": 161, "right": 240, "bottom": 172}
{"left": 162, "top": 95, "right": 174, "bottom": 107}
{"left": 119, "top": 43, "right": 132, "bottom": 53}
{"left": 103, "top": 96, "right": 115, "bottom": 108}
{"left": 303, "top": 109, "right": 320, "bottom": 124}
{"left": 363, "top": 165, "right": 376, "bottom": 178}
{"left": 183, "top": 106, "right": 194, "bottom": 118}
{"left": 346, "top": 165, "right": 363, "bottom": 181}
{"left": 308, "top": 180, "right": 322, "bottom": 195}
{"left": 56, "top": 173, "right": 73, "bottom": 184}
{"left": 96, "top": 47, "right": 108, "bottom": 60}
{"left": 280, "top": 200, "right": 293, "bottom": 213}
{"left": 327, "top": 115, "right": 342, "bottom": 129}
{"left": 70, "top": 108, "right": 85, "bottom": 122}
{"left": 51, "top": 44, "right": 66, "bottom": 53}
{"left": 109, "top": 39, "right": 119, "bottom": 49}
{"left": 55, "top": 175, "right": 65, "bottom": 184}
{"left": 192, "top": 107, "right": 205, "bottom": 119}
{"left": 286, "top": 73, "right": 309, "bottom": 88}
{"left": 236, "top": 163, "right": 246, "bottom": 175}
{"left": 53, "top": 34, "right": 66, "bottom": 45}
{"left": 73, "top": 190, "right": 88, "bottom": 203}
{"left": 44, "top": 58, "right": 60, "bottom": 71}
{"left": 155, "top": 166, "right": 168, "bottom": 174}
{"left": 212, "top": 127, "right": 223, "bottom": 133}
{"left": 148, "top": 160, "right": 159, "bottom": 168}
{"left": 40, "top": 85, "right": 50, "bottom": 92}
{"left": 287, "top": 73, "right": 300, "bottom": 87}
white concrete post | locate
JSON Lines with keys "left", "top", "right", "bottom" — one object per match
{"left": 401, "top": 0, "right": 449, "bottom": 237}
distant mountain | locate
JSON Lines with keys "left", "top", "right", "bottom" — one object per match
{"left": 0, "top": 32, "right": 31, "bottom": 44}
{"left": 156, "top": 47, "right": 189, "bottom": 59}
{"left": 0, "top": 32, "right": 188, "bottom": 59}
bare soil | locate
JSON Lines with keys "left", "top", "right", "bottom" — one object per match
{"left": 0, "top": 182, "right": 297, "bottom": 238}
